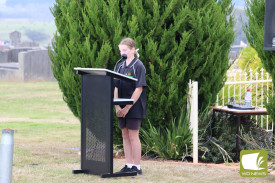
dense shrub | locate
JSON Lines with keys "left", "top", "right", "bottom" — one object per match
{"left": 140, "top": 110, "right": 192, "bottom": 160}
{"left": 199, "top": 111, "right": 272, "bottom": 163}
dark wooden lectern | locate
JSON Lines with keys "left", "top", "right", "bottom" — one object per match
{"left": 73, "top": 68, "right": 137, "bottom": 178}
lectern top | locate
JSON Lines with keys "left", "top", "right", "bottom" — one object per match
{"left": 74, "top": 68, "right": 138, "bottom": 82}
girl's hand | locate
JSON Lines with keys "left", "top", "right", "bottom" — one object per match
{"left": 116, "top": 110, "right": 123, "bottom": 117}
{"left": 121, "top": 105, "right": 131, "bottom": 118}
{"left": 116, "top": 106, "right": 123, "bottom": 117}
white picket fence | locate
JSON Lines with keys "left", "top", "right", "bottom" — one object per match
{"left": 188, "top": 69, "right": 274, "bottom": 163}
{"left": 216, "top": 68, "right": 274, "bottom": 132}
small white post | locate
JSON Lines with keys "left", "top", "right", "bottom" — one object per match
{"left": 255, "top": 72, "right": 259, "bottom": 123}
{"left": 239, "top": 70, "right": 242, "bottom": 103}
{"left": 261, "top": 68, "right": 264, "bottom": 128}
{"left": 189, "top": 81, "right": 198, "bottom": 163}
{"left": 266, "top": 72, "right": 269, "bottom": 131}
{"left": 249, "top": 69, "right": 253, "bottom": 94}
{"left": 0, "top": 129, "right": 14, "bottom": 183}
{"left": 228, "top": 85, "right": 230, "bottom": 104}
{"left": 222, "top": 87, "right": 225, "bottom": 106}
{"left": 233, "top": 73, "right": 236, "bottom": 99}
{"left": 244, "top": 72, "right": 247, "bottom": 92}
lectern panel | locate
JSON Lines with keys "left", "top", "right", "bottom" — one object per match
{"left": 264, "top": 0, "right": 275, "bottom": 50}
{"left": 81, "top": 74, "right": 112, "bottom": 175}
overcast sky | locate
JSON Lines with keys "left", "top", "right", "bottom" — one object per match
{"left": 0, "top": 0, "right": 245, "bottom": 22}
{"left": 0, "top": 0, "right": 55, "bottom": 21}
{"left": 232, "top": 0, "right": 245, "bottom": 8}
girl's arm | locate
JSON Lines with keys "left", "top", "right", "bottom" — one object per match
{"left": 114, "top": 87, "right": 123, "bottom": 117}
{"left": 120, "top": 86, "right": 143, "bottom": 117}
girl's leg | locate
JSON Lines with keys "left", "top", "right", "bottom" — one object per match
{"left": 121, "top": 128, "right": 133, "bottom": 164}
{"left": 128, "top": 129, "right": 141, "bottom": 165}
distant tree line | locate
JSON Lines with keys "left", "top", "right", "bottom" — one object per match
{"left": 24, "top": 30, "right": 50, "bottom": 42}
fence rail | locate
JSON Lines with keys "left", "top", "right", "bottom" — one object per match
{"left": 216, "top": 68, "right": 274, "bottom": 132}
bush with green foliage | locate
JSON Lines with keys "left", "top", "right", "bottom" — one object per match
{"left": 140, "top": 109, "right": 192, "bottom": 160}
{"left": 49, "top": 0, "right": 235, "bottom": 144}
{"left": 238, "top": 46, "right": 263, "bottom": 73}
{"left": 239, "top": 125, "right": 274, "bottom": 161}
{"left": 199, "top": 110, "right": 272, "bottom": 163}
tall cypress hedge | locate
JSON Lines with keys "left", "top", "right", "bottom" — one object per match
{"left": 49, "top": 0, "right": 234, "bottom": 137}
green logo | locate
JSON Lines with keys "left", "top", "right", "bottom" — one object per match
{"left": 240, "top": 150, "right": 268, "bottom": 177}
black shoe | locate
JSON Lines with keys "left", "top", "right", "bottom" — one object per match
{"left": 131, "top": 166, "right": 143, "bottom": 175}
{"left": 118, "top": 165, "right": 132, "bottom": 173}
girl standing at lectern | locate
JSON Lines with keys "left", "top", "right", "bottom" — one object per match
{"left": 114, "top": 37, "right": 147, "bottom": 175}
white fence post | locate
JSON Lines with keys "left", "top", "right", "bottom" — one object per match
{"left": 189, "top": 80, "right": 198, "bottom": 163}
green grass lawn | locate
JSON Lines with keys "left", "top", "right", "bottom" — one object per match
{"left": 0, "top": 82, "right": 76, "bottom": 121}
{"left": 0, "top": 81, "right": 274, "bottom": 182}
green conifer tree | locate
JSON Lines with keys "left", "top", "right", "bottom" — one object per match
{"left": 146, "top": 0, "right": 235, "bottom": 127}
{"left": 182, "top": 0, "right": 235, "bottom": 109}
{"left": 244, "top": 0, "right": 275, "bottom": 122}
{"left": 49, "top": 0, "right": 234, "bottom": 135}
{"left": 244, "top": 0, "right": 275, "bottom": 74}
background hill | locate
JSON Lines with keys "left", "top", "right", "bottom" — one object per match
{"left": 0, "top": 0, "right": 247, "bottom": 47}
{"left": 0, "top": 0, "right": 56, "bottom": 46}
{"left": 233, "top": 8, "right": 248, "bottom": 45}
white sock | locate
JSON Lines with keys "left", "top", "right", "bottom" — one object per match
{"left": 134, "top": 164, "right": 141, "bottom": 170}
{"left": 126, "top": 163, "right": 133, "bottom": 168}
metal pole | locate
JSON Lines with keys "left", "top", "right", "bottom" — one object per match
{"left": 0, "top": 129, "right": 14, "bottom": 183}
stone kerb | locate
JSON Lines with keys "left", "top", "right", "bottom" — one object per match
{"left": 18, "top": 49, "right": 56, "bottom": 82}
